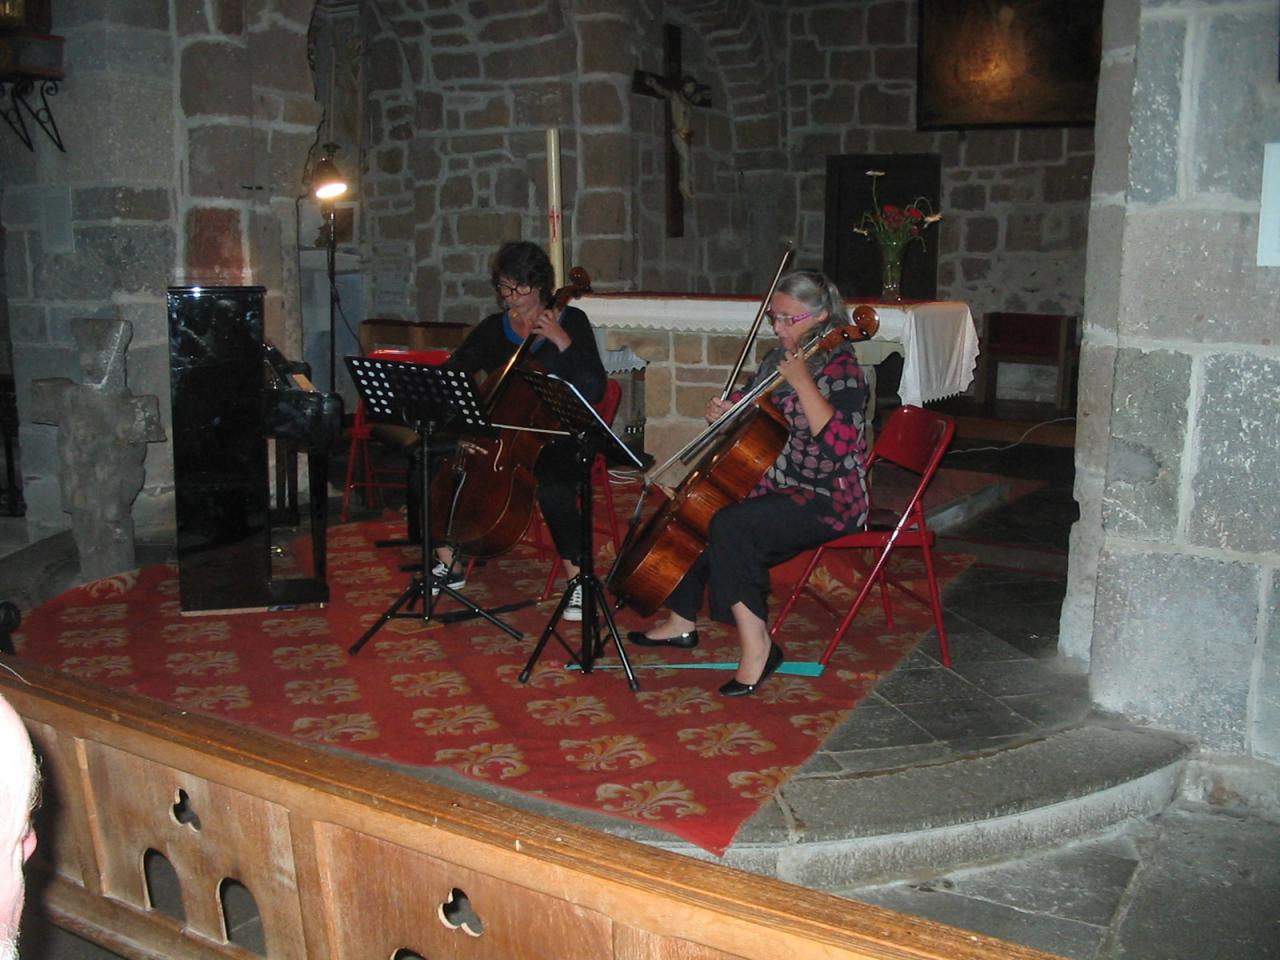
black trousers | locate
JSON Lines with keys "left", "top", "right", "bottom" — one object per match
{"left": 666, "top": 493, "right": 835, "bottom": 625}
{"left": 407, "top": 437, "right": 586, "bottom": 562}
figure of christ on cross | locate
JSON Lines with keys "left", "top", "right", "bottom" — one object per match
{"left": 632, "top": 23, "right": 712, "bottom": 237}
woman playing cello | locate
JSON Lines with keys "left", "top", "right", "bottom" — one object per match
{"left": 431, "top": 240, "right": 606, "bottom": 620}
{"left": 627, "top": 271, "right": 871, "bottom": 696}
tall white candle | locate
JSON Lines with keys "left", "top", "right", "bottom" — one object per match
{"left": 546, "top": 128, "right": 564, "bottom": 288}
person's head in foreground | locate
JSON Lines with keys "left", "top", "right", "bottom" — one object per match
{"left": 0, "top": 693, "right": 39, "bottom": 960}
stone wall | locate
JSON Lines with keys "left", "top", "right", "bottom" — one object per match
{"left": 0, "top": 0, "right": 321, "bottom": 543}
{"left": 351, "top": 0, "right": 1092, "bottom": 356}
{"left": 1067, "top": 0, "right": 1280, "bottom": 760}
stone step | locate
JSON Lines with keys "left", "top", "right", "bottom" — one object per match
{"left": 679, "top": 719, "right": 1194, "bottom": 889}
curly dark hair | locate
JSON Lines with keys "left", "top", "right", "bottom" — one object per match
{"left": 491, "top": 241, "right": 556, "bottom": 306}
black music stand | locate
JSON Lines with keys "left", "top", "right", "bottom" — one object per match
{"left": 344, "top": 356, "right": 523, "bottom": 655}
{"left": 514, "top": 370, "right": 643, "bottom": 691}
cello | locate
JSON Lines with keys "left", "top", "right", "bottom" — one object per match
{"left": 428, "top": 267, "right": 593, "bottom": 558}
{"left": 609, "top": 304, "right": 879, "bottom": 617}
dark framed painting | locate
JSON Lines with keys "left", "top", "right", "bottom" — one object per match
{"left": 917, "top": 0, "right": 1104, "bottom": 129}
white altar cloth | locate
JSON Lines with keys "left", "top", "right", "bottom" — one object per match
{"left": 580, "top": 294, "right": 979, "bottom": 408}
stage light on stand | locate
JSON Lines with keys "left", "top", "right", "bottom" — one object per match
{"left": 311, "top": 143, "right": 348, "bottom": 393}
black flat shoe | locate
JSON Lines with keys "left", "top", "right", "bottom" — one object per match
{"left": 718, "top": 643, "right": 785, "bottom": 697}
{"left": 627, "top": 629, "right": 699, "bottom": 649}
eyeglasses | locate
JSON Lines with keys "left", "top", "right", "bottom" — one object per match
{"left": 765, "top": 309, "right": 813, "bottom": 327}
{"left": 494, "top": 280, "right": 534, "bottom": 297}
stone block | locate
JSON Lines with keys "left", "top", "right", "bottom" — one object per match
{"left": 34, "top": 225, "right": 176, "bottom": 300}
{"left": 811, "top": 7, "right": 864, "bottom": 45}
{"left": 1083, "top": 203, "right": 1123, "bottom": 334}
{"left": 865, "top": 0, "right": 908, "bottom": 45}
{"left": 1074, "top": 343, "right": 1115, "bottom": 477}
{"left": 1092, "top": 548, "right": 1258, "bottom": 750}
{"left": 707, "top": 334, "right": 747, "bottom": 367}
{"left": 1, "top": 189, "right": 38, "bottom": 227}
{"left": 118, "top": 300, "right": 167, "bottom": 350}
{"left": 9, "top": 304, "right": 47, "bottom": 345}
{"left": 416, "top": 91, "right": 445, "bottom": 130}
{"left": 644, "top": 364, "right": 672, "bottom": 418}
{"left": 125, "top": 341, "right": 171, "bottom": 407}
{"left": 463, "top": 94, "right": 511, "bottom": 131}
{"left": 65, "top": 24, "right": 172, "bottom": 76}
{"left": 186, "top": 208, "right": 244, "bottom": 283}
{"left": 496, "top": 166, "right": 532, "bottom": 209}
{"left": 1059, "top": 469, "right": 1104, "bottom": 666}
{"left": 1129, "top": 17, "right": 1183, "bottom": 204}
{"left": 577, "top": 190, "right": 625, "bottom": 235}
{"left": 675, "top": 383, "right": 718, "bottom": 418}
{"left": 1196, "top": 9, "right": 1277, "bottom": 201}
{"left": 737, "top": 116, "right": 782, "bottom": 151}
{"left": 856, "top": 85, "right": 910, "bottom": 126}
{"left": 1259, "top": 569, "right": 1280, "bottom": 761}
{"left": 1120, "top": 209, "right": 1280, "bottom": 345}
{"left": 188, "top": 124, "right": 255, "bottom": 200}
{"left": 963, "top": 130, "right": 1017, "bottom": 166}
{"left": 454, "top": 211, "right": 523, "bottom": 246}
{"left": 59, "top": 1, "right": 169, "bottom": 28}
{"left": 366, "top": 35, "right": 404, "bottom": 91}
{"left": 673, "top": 334, "right": 702, "bottom": 364}
{"left": 581, "top": 237, "right": 631, "bottom": 285}
{"left": 964, "top": 216, "right": 998, "bottom": 253}
{"left": 433, "top": 51, "right": 481, "bottom": 81}
{"left": 1101, "top": 348, "right": 1190, "bottom": 540}
{"left": 1043, "top": 155, "right": 1094, "bottom": 204}
{"left": 1092, "top": 56, "right": 1136, "bottom": 197}
{"left": 1188, "top": 353, "right": 1280, "bottom": 554}
{"left": 580, "top": 18, "right": 630, "bottom": 74}
{"left": 580, "top": 81, "right": 622, "bottom": 126}
{"left": 581, "top": 132, "right": 631, "bottom": 189}
{"left": 248, "top": 23, "right": 311, "bottom": 96}
{"left": 1017, "top": 129, "right": 1065, "bottom": 164}
{"left": 949, "top": 184, "right": 986, "bottom": 212}
{"left": 439, "top": 176, "right": 475, "bottom": 210}
{"left": 483, "top": 37, "right": 570, "bottom": 80}
{"left": 73, "top": 186, "right": 171, "bottom": 222}
{"left": 615, "top": 331, "right": 669, "bottom": 363}
{"left": 1005, "top": 211, "right": 1045, "bottom": 252}
{"left": 830, "top": 52, "right": 872, "bottom": 83}
{"left": 180, "top": 40, "right": 252, "bottom": 117}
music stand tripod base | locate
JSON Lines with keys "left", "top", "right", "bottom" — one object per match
{"left": 514, "top": 369, "right": 644, "bottom": 691}
{"left": 344, "top": 355, "right": 524, "bottom": 654}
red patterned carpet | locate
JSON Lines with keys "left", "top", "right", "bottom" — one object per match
{"left": 13, "top": 520, "right": 972, "bottom": 855}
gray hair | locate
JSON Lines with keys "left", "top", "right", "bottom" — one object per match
{"left": 774, "top": 270, "right": 848, "bottom": 328}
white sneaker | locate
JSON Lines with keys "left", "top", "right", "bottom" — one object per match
{"left": 562, "top": 583, "right": 584, "bottom": 621}
{"left": 429, "top": 560, "right": 466, "bottom": 596}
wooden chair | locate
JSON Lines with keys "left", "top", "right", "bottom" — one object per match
{"left": 340, "top": 348, "right": 450, "bottom": 522}
{"left": 770, "top": 405, "right": 957, "bottom": 668}
{"left": 973, "top": 312, "right": 1079, "bottom": 414}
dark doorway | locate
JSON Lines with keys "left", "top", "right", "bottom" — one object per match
{"left": 823, "top": 153, "right": 941, "bottom": 301}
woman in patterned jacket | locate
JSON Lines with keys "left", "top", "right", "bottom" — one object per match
{"left": 628, "top": 271, "right": 871, "bottom": 696}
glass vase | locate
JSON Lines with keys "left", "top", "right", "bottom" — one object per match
{"left": 879, "top": 240, "right": 905, "bottom": 304}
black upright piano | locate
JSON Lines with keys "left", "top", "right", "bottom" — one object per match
{"left": 168, "top": 286, "right": 343, "bottom": 613}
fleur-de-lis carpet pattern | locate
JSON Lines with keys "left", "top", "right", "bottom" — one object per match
{"left": 14, "top": 521, "right": 973, "bottom": 855}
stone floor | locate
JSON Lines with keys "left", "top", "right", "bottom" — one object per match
{"left": 6, "top": 403, "right": 1280, "bottom": 960}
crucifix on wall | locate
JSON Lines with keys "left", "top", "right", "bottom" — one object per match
{"left": 632, "top": 24, "right": 712, "bottom": 238}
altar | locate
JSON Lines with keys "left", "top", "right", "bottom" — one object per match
{"left": 581, "top": 293, "right": 979, "bottom": 409}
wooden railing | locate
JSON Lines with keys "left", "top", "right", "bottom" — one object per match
{"left": 2, "top": 663, "right": 1057, "bottom": 960}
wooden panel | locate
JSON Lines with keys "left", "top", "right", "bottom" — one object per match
{"left": 313, "top": 825, "right": 613, "bottom": 959}
{"left": 81, "top": 742, "right": 308, "bottom": 957}
{"left": 2, "top": 663, "right": 1058, "bottom": 960}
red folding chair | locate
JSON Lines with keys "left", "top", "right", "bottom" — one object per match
{"left": 770, "top": 404, "right": 957, "bottom": 667}
{"left": 340, "top": 348, "right": 450, "bottom": 522}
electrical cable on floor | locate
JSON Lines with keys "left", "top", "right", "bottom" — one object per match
{"left": 944, "top": 416, "right": 1076, "bottom": 454}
